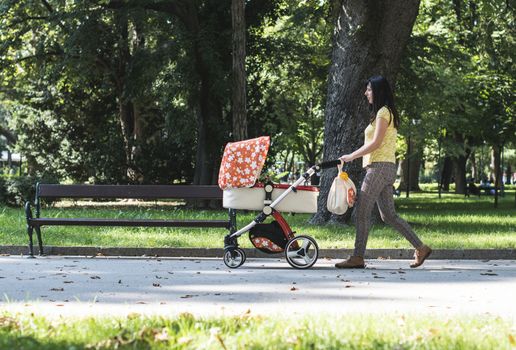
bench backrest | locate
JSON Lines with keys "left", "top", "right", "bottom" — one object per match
{"left": 37, "top": 184, "right": 223, "bottom": 200}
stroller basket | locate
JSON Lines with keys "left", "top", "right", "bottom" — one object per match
{"left": 223, "top": 183, "right": 319, "bottom": 213}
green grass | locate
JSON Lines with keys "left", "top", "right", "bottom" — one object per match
{"left": 1, "top": 313, "right": 515, "bottom": 349}
{"left": 0, "top": 190, "right": 515, "bottom": 249}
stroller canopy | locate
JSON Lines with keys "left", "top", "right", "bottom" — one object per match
{"left": 218, "top": 136, "right": 270, "bottom": 190}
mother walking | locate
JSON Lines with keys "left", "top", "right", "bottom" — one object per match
{"left": 335, "top": 76, "right": 432, "bottom": 269}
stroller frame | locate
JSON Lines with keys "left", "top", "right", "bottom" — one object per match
{"left": 223, "top": 165, "right": 321, "bottom": 269}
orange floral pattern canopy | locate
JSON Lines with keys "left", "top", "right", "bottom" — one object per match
{"left": 218, "top": 136, "right": 270, "bottom": 190}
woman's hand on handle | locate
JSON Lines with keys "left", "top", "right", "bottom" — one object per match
{"left": 339, "top": 154, "right": 354, "bottom": 163}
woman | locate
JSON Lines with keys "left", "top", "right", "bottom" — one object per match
{"left": 335, "top": 76, "right": 431, "bottom": 269}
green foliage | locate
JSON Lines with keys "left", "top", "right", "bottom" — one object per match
{"left": 397, "top": 0, "right": 515, "bottom": 164}
{"left": 0, "top": 174, "right": 58, "bottom": 206}
{"left": 0, "top": 0, "right": 512, "bottom": 187}
{"left": 0, "top": 313, "right": 514, "bottom": 350}
{"left": 247, "top": 0, "right": 331, "bottom": 167}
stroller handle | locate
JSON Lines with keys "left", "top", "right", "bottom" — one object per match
{"left": 317, "top": 159, "right": 342, "bottom": 169}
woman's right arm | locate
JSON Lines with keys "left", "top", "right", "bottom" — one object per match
{"left": 340, "top": 117, "right": 389, "bottom": 162}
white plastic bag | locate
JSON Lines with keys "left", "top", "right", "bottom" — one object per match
{"left": 327, "top": 162, "right": 349, "bottom": 215}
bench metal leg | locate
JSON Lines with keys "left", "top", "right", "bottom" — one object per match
{"left": 27, "top": 225, "right": 35, "bottom": 258}
{"left": 35, "top": 227, "right": 44, "bottom": 256}
{"left": 25, "top": 202, "right": 35, "bottom": 258}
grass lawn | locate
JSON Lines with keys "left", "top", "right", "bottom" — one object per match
{"left": 1, "top": 313, "right": 515, "bottom": 349}
{"left": 0, "top": 190, "right": 514, "bottom": 250}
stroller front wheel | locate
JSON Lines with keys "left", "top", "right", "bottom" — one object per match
{"left": 223, "top": 248, "right": 246, "bottom": 268}
{"left": 285, "top": 235, "right": 318, "bottom": 269}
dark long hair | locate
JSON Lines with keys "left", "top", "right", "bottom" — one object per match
{"left": 366, "top": 75, "right": 399, "bottom": 129}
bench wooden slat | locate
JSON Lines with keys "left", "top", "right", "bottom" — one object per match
{"left": 37, "top": 184, "right": 223, "bottom": 200}
{"left": 30, "top": 218, "right": 228, "bottom": 228}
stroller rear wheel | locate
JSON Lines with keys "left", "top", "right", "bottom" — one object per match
{"left": 285, "top": 235, "right": 318, "bottom": 269}
{"left": 223, "top": 248, "right": 246, "bottom": 268}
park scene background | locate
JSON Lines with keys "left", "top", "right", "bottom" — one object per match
{"left": 0, "top": 0, "right": 515, "bottom": 349}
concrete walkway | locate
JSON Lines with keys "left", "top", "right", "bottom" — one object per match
{"left": 1, "top": 256, "right": 515, "bottom": 320}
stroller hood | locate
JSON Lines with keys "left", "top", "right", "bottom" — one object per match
{"left": 218, "top": 136, "right": 270, "bottom": 190}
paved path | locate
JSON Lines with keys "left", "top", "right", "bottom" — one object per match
{"left": 1, "top": 256, "right": 515, "bottom": 320}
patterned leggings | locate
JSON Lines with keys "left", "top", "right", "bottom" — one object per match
{"left": 354, "top": 162, "right": 423, "bottom": 257}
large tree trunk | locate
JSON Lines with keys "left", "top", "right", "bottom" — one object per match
{"left": 311, "top": 0, "right": 420, "bottom": 224}
{"left": 231, "top": 0, "right": 247, "bottom": 141}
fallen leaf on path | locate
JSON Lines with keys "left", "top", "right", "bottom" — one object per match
{"left": 180, "top": 294, "right": 198, "bottom": 298}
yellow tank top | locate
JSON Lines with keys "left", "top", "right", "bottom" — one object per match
{"left": 362, "top": 106, "right": 397, "bottom": 168}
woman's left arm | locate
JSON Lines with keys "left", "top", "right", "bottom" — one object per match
{"left": 340, "top": 117, "right": 388, "bottom": 162}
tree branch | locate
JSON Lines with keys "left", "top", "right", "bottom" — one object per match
{"left": 6, "top": 16, "right": 49, "bottom": 29}
{"left": 40, "top": 0, "right": 67, "bottom": 31}
{"left": 105, "top": 0, "right": 199, "bottom": 32}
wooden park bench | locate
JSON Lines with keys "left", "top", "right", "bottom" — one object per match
{"left": 24, "top": 183, "right": 230, "bottom": 257}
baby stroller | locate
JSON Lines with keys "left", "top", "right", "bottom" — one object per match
{"left": 218, "top": 136, "right": 339, "bottom": 269}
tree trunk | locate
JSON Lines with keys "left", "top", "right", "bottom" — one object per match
{"left": 440, "top": 156, "right": 453, "bottom": 191}
{"left": 398, "top": 137, "right": 422, "bottom": 191}
{"left": 470, "top": 150, "right": 478, "bottom": 182}
{"left": 311, "top": 0, "right": 420, "bottom": 224}
{"left": 452, "top": 152, "right": 469, "bottom": 194}
{"left": 493, "top": 144, "right": 501, "bottom": 208}
{"left": 231, "top": 0, "right": 247, "bottom": 141}
{"left": 114, "top": 12, "right": 146, "bottom": 183}
{"left": 451, "top": 132, "right": 470, "bottom": 194}
{"left": 193, "top": 65, "right": 223, "bottom": 186}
